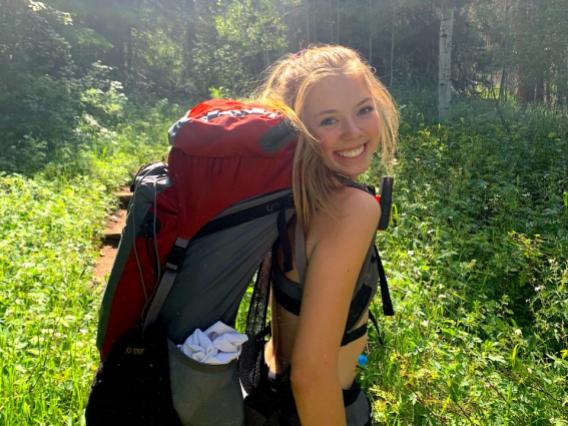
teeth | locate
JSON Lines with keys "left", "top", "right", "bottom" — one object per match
{"left": 337, "top": 145, "right": 365, "bottom": 158}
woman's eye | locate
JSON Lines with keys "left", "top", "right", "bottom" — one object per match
{"left": 358, "top": 105, "right": 374, "bottom": 115}
{"left": 319, "top": 117, "right": 337, "bottom": 127}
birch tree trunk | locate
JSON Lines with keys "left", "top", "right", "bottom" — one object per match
{"left": 368, "top": 0, "right": 373, "bottom": 64}
{"left": 438, "top": 2, "right": 454, "bottom": 121}
{"left": 499, "top": 0, "right": 511, "bottom": 103}
{"left": 329, "top": 0, "right": 334, "bottom": 41}
{"left": 389, "top": 0, "right": 395, "bottom": 87}
{"left": 335, "top": 0, "right": 340, "bottom": 43}
{"left": 306, "top": 0, "right": 311, "bottom": 44}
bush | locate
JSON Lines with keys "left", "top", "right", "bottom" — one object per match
{"left": 364, "top": 99, "right": 568, "bottom": 424}
{"left": 0, "top": 1, "right": 83, "bottom": 173}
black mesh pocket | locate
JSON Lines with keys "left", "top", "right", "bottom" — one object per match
{"left": 239, "top": 325, "right": 270, "bottom": 393}
{"left": 239, "top": 252, "right": 272, "bottom": 394}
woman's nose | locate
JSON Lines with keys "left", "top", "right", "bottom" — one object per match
{"left": 341, "top": 117, "right": 363, "bottom": 139}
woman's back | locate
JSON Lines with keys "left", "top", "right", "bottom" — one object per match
{"left": 261, "top": 186, "right": 380, "bottom": 426}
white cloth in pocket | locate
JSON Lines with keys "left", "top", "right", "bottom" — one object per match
{"left": 178, "top": 321, "right": 248, "bottom": 365}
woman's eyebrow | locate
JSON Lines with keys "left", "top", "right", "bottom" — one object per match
{"left": 315, "top": 109, "right": 338, "bottom": 117}
{"left": 314, "top": 97, "right": 372, "bottom": 117}
{"left": 356, "top": 97, "right": 372, "bottom": 106}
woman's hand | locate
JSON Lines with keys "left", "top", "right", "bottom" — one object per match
{"left": 290, "top": 187, "right": 380, "bottom": 426}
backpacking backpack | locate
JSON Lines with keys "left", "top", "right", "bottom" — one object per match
{"left": 96, "top": 99, "right": 298, "bottom": 359}
{"left": 88, "top": 98, "right": 393, "bottom": 426}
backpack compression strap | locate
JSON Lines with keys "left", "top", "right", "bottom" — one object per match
{"left": 142, "top": 193, "right": 294, "bottom": 330}
{"left": 143, "top": 238, "right": 190, "bottom": 329}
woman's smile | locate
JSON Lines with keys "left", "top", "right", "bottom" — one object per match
{"left": 335, "top": 142, "right": 367, "bottom": 159}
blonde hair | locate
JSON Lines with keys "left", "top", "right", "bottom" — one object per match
{"left": 253, "top": 44, "right": 399, "bottom": 228}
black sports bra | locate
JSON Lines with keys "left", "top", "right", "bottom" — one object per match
{"left": 271, "top": 218, "right": 389, "bottom": 346}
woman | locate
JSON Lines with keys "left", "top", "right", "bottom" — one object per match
{"left": 245, "top": 45, "right": 399, "bottom": 425}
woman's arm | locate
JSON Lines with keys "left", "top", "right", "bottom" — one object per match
{"left": 290, "top": 188, "right": 380, "bottom": 426}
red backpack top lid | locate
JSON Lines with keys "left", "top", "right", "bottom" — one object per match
{"left": 168, "top": 99, "right": 297, "bottom": 239}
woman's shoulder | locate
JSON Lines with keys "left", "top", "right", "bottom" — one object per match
{"left": 308, "top": 185, "right": 380, "bottom": 250}
{"left": 330, "top": 184, "right": 380, "bottom": 224}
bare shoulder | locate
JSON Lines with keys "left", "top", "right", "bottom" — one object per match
{"left": 320, "top": 186, "right": 380, "bottom": 229}
{"left": 335, "top": 186, "right": 381, "bottom": 221}
{"left": 308, "top": 186, "right": 380, "bottom": 250}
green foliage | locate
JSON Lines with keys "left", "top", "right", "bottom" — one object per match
{"left": 363, "top": 100, "right": 568, "bottom": 424}
{"left": 80, "top": 78, "right": 127, "bottom": 127}
{"left": 0, "top": 172, "right": 109, "bottom": 424}
{"left": 0, "top": 101, "right": 172, "bottom": 424}
{"left": 1, "top": 92, "right": 567, "bottom": 423}
{"left": 191, "top": 0, "right": 291, "bottom": 99}
{"left": 0, "top": 0, "right": 83, "bottom": 173}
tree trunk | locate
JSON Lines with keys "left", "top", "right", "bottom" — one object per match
{"left": 535, "top": 72, "right": 545, "bottom": 103}
{"left": 368, "top": 0, "right": 373, "bottom": 63}
{"left": 125, "top": 29, "right": 133, "bottom": 91}
{"left": 438, "top": 2, "right": 454, "bottom": 121}
{"left": 517, "top": 77, "right": 533, "bottom": 103}
{"left": 389, "top": 0, "right": 395, "bottom": 87}
{"left": 306, "top": 0, "right": 311, "bottom": 44}
{"left": 311, "top": 0, "right": 317, "bottom": 41}
{"left": 515, "top": 0, "right": 534, "bottom": 104}
{"left": 183, "top": 0, "right": 196, "bottom": 82}
{"left": 499, "top": 0, "right": 511, "bottom": 103}
{"left": 562, "top": 46, "right": 568, "bottom": 107}
{"left": 499, "top": 67, "right": 508, "bottom": 102}
{"left": 335, "top": 0, "right": 340, "bottom": 43}
{"left": 329, "top": 0, "right": 334, "bottom": 42}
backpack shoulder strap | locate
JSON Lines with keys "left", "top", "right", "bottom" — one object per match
{"left": 345, "top": 180, "right": 376, "bottom": 196}
{"left": 294, "top": 221, "right": 307, "bottom": 282}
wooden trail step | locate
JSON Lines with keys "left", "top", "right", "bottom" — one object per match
{"left": 101, "top": 209, "right": 127, "bottom": 248}
{"left": 117, "top": 190, "right": 133, "bottom": 209}
{"left": 101, "top": 188, "right": 131, "bottom": 247}
{"left": 94, "top": 188, "right": 131, "bottom": 282}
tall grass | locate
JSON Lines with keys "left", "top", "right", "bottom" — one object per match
{"left": 0, "top": 102, "right": 172, "bottom": 425}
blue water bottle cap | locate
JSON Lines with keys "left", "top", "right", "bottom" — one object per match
{"left": 357, "top": 354, "right": 368, "bottom": 367}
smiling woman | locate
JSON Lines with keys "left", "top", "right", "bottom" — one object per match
{"left": 302, "top": 73, "right": 380, "bottom": 179}
{"left": 253, "top": 45, "right": 398, "bottom": 229}
{"left": 244, "top": 45, "right": 399, "bottom": 426}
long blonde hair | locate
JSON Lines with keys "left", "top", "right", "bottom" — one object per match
{"left": 253, "top": 45, "right": 399, "bottom": 228}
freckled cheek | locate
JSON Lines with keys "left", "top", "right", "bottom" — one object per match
{"left": 319, "top": 143, "right": 335, "bottom": 159}
{"left": 316, "top": 141, "right": 338, "bottom": 165}
{"left": 360, "top": 114, "right": 377, "bottom": 128}
{"left": 314, "top": 133, "right": 334, "bottom": 152}
{"left": 369, "top": 116, "right": 381, "bottom": 134}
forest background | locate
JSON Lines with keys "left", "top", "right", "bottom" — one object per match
{"left": 0, "top": 0, "right": 567, "bottom": 424}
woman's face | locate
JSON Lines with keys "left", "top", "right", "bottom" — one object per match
{"left": 303, "top": 73, "right": 380, "bottom": 179}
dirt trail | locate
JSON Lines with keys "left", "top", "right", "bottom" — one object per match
{"left": 93, "top": 188, "right": 131, "bottom": 282}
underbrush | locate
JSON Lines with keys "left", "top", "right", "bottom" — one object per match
{"left": 364, "top": 101, "right": 568, "bottom": 424}
{"left": 0, "top": 102, "right": 171, "bottom": 424}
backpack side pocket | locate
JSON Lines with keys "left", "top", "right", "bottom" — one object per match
{"left": 167, "top": 339, "right": 244, "bottom": 426}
